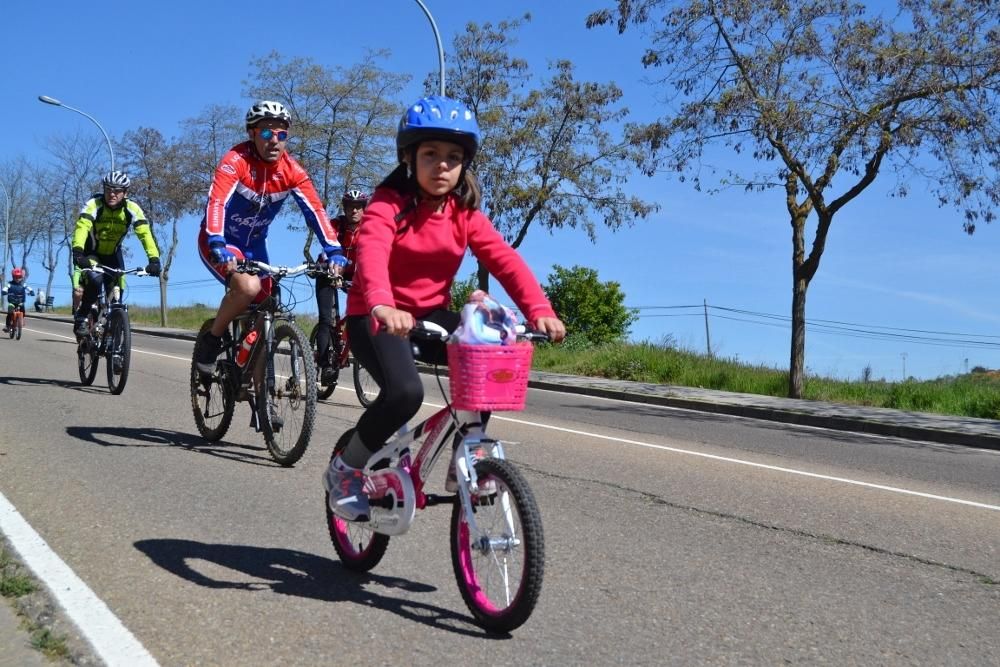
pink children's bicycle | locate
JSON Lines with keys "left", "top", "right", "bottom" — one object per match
{"left": 325, "top": 322, "right": 548, "bottom": 633}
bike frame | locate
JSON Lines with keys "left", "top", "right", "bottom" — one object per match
{"left": 315, "top": 278, "right": 352, "bottom": 371}
{"left": 362, "top": 402, "right": 501, "bottom": 538}
{"left": 83, "top": 265, "right": 143, "bottom": 348}
{"left": 221, "top": 261, "right": 313, "bottom": 425}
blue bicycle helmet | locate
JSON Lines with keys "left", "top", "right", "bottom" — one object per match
{"left": 396, "top": 95, "right": 480, "bottom": 163}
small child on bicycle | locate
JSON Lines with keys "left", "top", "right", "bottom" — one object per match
{"left": 324, "top": 95, "right": 566, "bottom": 521}
{"left": 3, "top": 268, "right": 34, "bottom": 332}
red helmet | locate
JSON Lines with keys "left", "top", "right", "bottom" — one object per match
{"left": 11, "top": 268, "right": 24, "bottom": 281}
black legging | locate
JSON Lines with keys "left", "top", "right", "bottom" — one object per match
{"left": 75, "top": 252, "right": 124, "bottom": 319}
{"left": 314, "top": 273, "right": 337, "bottom": 364}
{"left": 346, "top": 308, "right": 460, "bottom": 452}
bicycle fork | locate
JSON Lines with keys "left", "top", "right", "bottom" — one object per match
{"left": 454, "top": 433, "right": 520, "bottom": 555}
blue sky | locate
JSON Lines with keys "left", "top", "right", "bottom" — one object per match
{"left": 4, "top": 0, "right": 1000, "bottom": 382}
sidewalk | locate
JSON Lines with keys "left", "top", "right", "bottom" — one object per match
{"left": 33, "top": 312, "right": 1000, "bottom": 451}
{"left": 0, "top": 602, "right": 47, "bottom": 667}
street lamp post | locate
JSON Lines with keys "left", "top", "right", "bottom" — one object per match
{"left": 38, "top": 95, "right": 116, "bottom": 172}
{"left": 413, "top": 0, "right": 446, "bottom": 95}
{"left": 0, "top": 180, "right": 10, "bottom": 310}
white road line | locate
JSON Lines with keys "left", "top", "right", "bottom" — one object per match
{"left": 489, "top": 412, "right": 1000, "bottom": 512}
{"left": 30, "top": 322, "right": 1000, "bottom": 513}
{"left": 32, "top": 328, "right": 191, "bottom": 362}
{"left": 0, "top": 492, "right": 159, "bottom": 666}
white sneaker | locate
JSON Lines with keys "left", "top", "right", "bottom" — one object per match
{"left": 324, "top": 456, "right": 371, "bottom": 522}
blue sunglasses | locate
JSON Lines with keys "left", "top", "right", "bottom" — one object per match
{"left": 258, "top": 128, "right": 289, "bottom": 141}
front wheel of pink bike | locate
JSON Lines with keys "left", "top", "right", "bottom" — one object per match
{"left": 450, "top": 457, "right": 544, "bottom": 633}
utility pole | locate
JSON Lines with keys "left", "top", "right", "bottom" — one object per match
{"left": 703, "top": 299, "right": 712, "bottom": 357}
{"left": 901, "top": 352, "right": 907, "bottom": 381}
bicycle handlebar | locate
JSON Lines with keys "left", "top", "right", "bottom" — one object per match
{"left": 234, "top": 260, "right": 313, "bottom": 278}
{"left": 87, "top": 265, "right": 151, "bottom": 277}
{"left": 410, "top": 321, "right": 551, "bottom": 343}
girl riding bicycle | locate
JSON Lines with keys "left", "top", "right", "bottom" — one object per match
{"left": 324, "top": 95, "right": 566, "bottom": 521}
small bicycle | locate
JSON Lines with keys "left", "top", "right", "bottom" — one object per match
{"left": 7, "top": 304, "right": 25, "bottom": 340}
{"left": 76, "top": 265, "right": 149, "bottom": 395}
{"left": 325, "top": 322, "right": 548, "bottom": 632}
{"left": 190, "top": 260, "right": 319, "bottom": 466}
{"left": 307, "top": 276, "right": 379, "bottom": 405}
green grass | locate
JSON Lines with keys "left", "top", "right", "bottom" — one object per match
{"left": 47, "top": 306, "right": 1000, "bottom": 419}
{"left": 532, "top": 338, "right": 1000, "bottom": 420}
{"left": 1, "top": 545, "right": 70, "bottom": 660}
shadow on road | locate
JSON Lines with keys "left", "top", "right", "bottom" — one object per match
{"left": 0, "top": 374, "right": 96, "bottom": 391}
{"left": 134, "top": 538, "right": 504, "bottom": 638}
{"left": 64, "top": 425, "right": 281, "bottom": 467}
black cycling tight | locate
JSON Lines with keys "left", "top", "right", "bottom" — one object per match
{"left": 346, "top": 308, "right": 459, "bottom": 452}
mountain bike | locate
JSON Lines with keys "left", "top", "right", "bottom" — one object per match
{"left": 307, "top": 276, "right": 380, "bottom": 405}
{"left": 190, "top": 260, "right": 318, "bottom": 466}
{"left": 7, "top": 304, "right": 24, "bottom": 340}
{"left": 325, "top": 322, "right": 548, "bottom": 632}
{"left": 76, "top": 265, "right": 149, "bottom": 395}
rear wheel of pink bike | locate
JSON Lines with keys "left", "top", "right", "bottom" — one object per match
{"left": 326, "top": 505, "right": 390, "bottom": 571}
{"left": 325, "top": 436, "right": 389, "bottom": 570}
{"left": 450, "top": 458, "right": 544, "bottom": 633}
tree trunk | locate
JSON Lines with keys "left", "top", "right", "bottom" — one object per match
{"left": 789, "top": 274, "right": 807, "bottom": 398}
{"left": 159, "top": 277, "right": 168, "bottom": 327}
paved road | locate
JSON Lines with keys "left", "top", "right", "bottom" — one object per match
{"left": 1, "top": 316, "right": 998, "bottom": 665}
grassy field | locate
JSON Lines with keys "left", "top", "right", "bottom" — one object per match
{"left": 49, "top": 305, "right": 1000, "bottom": 419}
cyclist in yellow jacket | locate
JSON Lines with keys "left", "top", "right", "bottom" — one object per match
{"left": 72, "top": 171, "right": 161, "bottom": 337}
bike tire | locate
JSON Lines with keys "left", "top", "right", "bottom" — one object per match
{"left": 309, "top": 323, "right": 336, "bottom": 401}
{"left": 77, "top": 317, "right": 100, "bottom": 386}
{"left": 325, "top": 438, "right": 390, "bottom": 570}
{"left": 450, "top": 457, "right": 545, "bottom": 633}
{"left": 105, "top": 309, "right": 131, "bottom": 395}
{"left": 353, "top": 358, "right": 380, "bottom": 407}
{"left": 14, "top": 315, "right": 22, "bottom": 340}
{"left": 260, "top": 322, "right": 316, "bottom": 466}
{"left": 190, "top": 319, "right": 235, "bottom": 442}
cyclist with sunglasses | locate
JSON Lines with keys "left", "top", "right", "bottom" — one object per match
{"left": 195, "top": 100, "right": 347, "bottom": 374}
{"left": 314, "top": 188, "right": 369, "bottom": 386}
{"left": 71, "top": 171, "right": 161, "bottom": 338}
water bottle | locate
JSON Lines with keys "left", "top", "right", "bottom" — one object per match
{"left": 236, "top": 330, "right": 258, "bottom": 367}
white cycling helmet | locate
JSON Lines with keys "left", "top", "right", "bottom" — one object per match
{"left": 102, "top": 170, "right": 131, "bottom": 189}
{"left": 245, "top": 100, "right": 291, "bottom": 128}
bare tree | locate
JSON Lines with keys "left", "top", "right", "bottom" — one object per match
{"left": 119, "top": 127, "right": 201, "bottom": 326}
{"left": 41, "top": 131, "right": 108, "bottom": 309}
{"left": 243, "top": 50, "right": 407, "bottom": 257}
{"left": 181, "top": 104, "right": 244, "bottom": 195}
{"left": 445, "top": 16, "right": 658, "bottom": 291}
{"left": 588, "top": 0, "right": 1000, "bottom": 397}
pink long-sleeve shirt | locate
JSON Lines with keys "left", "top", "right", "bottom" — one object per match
{"left": 347, "top": 188, "right": 556, "bottom": 324}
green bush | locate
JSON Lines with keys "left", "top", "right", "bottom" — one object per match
{"left": 544, "top": 265, "right": 637, "bottom": 345}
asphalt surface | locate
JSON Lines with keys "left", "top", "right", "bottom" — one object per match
{"left": 2, "top": 311, "right": 998, "bottom": 666}
{"left": 29, "top": 310, "right": 1000, "bottom": 451}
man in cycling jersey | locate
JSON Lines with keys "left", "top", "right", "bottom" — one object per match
{"left": 71, "top": 171, "right": 162, "bottom": 338}
{"left": 314, "top": 188, "right": 369, "bottom": 386}
{"left": 195, "top": 100, "right": 346, "bottom": 374}
{"left": 3, "top": 268, "right": 34, "bottom": 332}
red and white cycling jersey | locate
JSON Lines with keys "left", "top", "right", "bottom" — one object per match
{"left": 202, "top": 141, "right": 340, "bottom": 251}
